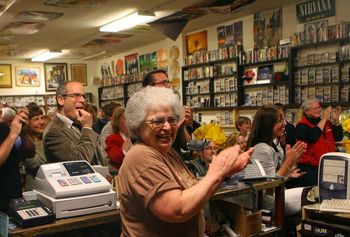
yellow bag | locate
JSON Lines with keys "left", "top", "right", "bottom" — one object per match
{"left": 193, "top": 124, "right": 227, "bottom": 148}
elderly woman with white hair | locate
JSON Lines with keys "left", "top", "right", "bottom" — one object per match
{"left": 118, "top": 86, "right": 253, "bottom": 237}
{"left": 294, "top": 99, "right": 343, "bottom": 187}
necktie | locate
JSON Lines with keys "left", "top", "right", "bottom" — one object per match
{"left": 72, "top": 122, "right": 82, "bottom": 134}
{"left": 72, "top": 122, "right": 82, "bottom": 131}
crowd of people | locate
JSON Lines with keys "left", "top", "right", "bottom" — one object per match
{"left": 0, "top": 68, "right": 345, "bottom": 236}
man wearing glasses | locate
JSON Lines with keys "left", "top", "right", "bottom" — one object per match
{"left": 142, "top": 69, "right": 201, "bottom": 156}
{"left": 43, "top": 81, "right": 106, "bottom": 166}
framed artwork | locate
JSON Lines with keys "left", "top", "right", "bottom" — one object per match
{"left": 15, "top": 66, "right": 40, "bottom": 87}
{"left": 44, "top": 63, "right": 67, "bottom": 91}
{"left": 186, "top": 30, "right": 207, "bottom": 55}
{"left": 0, "top": 64, "right": 12, "bottom": 88}
{"left": 254, "top": 8, "right": 282, "bottom": 48}
{"left": 70, "top": 63, "right": 87, "bottom": 85}
{"left": 125, "top": 53, "right": 138, "bottom": 75}
{"left": 139, "top": 51, "right": 157, "bottom": 74}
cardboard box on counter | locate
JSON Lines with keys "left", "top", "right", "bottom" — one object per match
{"left": 210, "top": 200, "right": 261, "bottom": 237}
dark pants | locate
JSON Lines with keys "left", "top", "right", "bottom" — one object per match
{"left": 285, "top": 164, "right": 318, "bottom": 188}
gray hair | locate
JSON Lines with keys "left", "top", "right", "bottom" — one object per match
{"left": 125, "top": 86, "right": 184, "bottom": 140}
{"left": 1, "top": 107, "right": 16, "bottom": 124}
{"left": 301, "top": 99, "right": 320, "bottom": 113}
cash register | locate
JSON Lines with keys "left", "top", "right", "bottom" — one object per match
{"left": 34, "top": 161, "right": 116, "bottom": 219}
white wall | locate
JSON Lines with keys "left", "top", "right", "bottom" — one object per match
{"left": 0, "top": 59, "right": 100, "bottom": 103}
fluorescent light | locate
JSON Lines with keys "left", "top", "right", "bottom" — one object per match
{"left": 31, "top": 50, "right": 63, "bottom": 62}
{"left": 99, "top": 11, "right": 156, "bottom": 33}
{"left": 80, "top": 51, "right": 106, "bottom": 61}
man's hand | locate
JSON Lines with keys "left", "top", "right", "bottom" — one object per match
{"left": 76, "top": 109, "right": 93, "bottom": 128}
{"left": 183, "top": 106, "right": 194, "bottom": 127}
{"left": 10, "top": 107, "right": 29, "bottom": 138}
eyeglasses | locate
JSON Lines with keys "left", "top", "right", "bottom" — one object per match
{"left": 204, "top": 146, "right": 218, "bottom": 152}
{"left": 62, "top": 93, "right": 86, "bottom": 100}
{"left": 144, "top": 115, "right": 179, "bottom": 130}
{"left": 152, "top": 80, "right": 171, "bottom": 86}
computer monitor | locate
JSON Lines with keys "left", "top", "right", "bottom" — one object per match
{"left": 318, "top": 152, "right": 350, "bottom": 202}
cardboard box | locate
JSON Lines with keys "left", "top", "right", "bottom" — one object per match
{"left": 211, "top": 200, "right": 261, "bottom": 237}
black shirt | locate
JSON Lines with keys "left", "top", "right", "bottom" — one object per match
{"left": 0, "top": 123, "right": 22, "bottom": 214}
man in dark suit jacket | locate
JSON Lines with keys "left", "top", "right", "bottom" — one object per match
{"left": 43, "top": 81, "right": 106, "bottom": 165}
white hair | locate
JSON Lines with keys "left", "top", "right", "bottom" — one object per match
{"left": 301, "top": 99, "right": 320, "bottom": 113}
{"left": 1, "top": 107, "right": 16, "bottom": 124}
{"left": 125, "top": 86, "right": 184, "bottom": 140}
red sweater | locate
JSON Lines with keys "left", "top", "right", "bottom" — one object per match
{"left": 105, "top": 133, "right": 125, "bottom": 170}
{"left": 297, "top": 117, "right": 336, "bottom": 167}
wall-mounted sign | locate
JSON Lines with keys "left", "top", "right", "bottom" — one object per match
{"left": 296, "top": 0, "right": 335, "bottom": 23}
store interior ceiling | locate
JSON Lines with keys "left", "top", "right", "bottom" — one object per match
{"left": 0, "top": 0, "right": 295, "bottom": 61}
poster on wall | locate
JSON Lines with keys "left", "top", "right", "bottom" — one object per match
{"left": 304, "top": 19, "right": 328, "bottom": 43}
{"left": 125, "top": 53, "right": 138, "bottom": 75}
{"left": 234, "top": 21, "right": 243, "bottom": 46}
{"left": 217, "top": 21, "right": 243, "bottom": 48}
{"left": 139, "top": 52, "right": 157, "bottom": 74}
{"left": 254, "top": 8, "right": 282, "bottom": 49}
{"left": 15, "top": 66, "right": 40, "bottom": 87}
{"left": 296, "top": 0, "right": 335, "bottom": 23}
{"left": 186, "top": 30, "right": 207, "bottom": 55}
{"left": 217, "top": 26, "right": 226, "bottom": 48}
{"left": 70, "top": 64, "right": 87, "bottom": 85}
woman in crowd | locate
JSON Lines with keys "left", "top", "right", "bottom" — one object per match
{"left": 23, "top": 103, "right": 47, "bottom": 191}
{"left": 118, "top": 87, "right": 253, "bottom": 237}
{"left": 246, "top": 105, "right": 307, "bottom": 178}
{"left": 105, "top": 107, "right": 131, "bottom": 171}
{"left": 295, "top": 99, "right": 343, "bottom": 187}
{"left": 246, "top": 105, "right": 307, "bottom": 216}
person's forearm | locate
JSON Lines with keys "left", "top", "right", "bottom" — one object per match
{"left": 178, "top": 172, "right": 223, "bottom": 220}
{"left": 178, "top": 126, "right": 191, "bottom": 150}
{"left": 155, "top": 172, "right": 223, "bottom": 223}
{"left": 0, "top": 132, "right": 17, "bottom": 166}
{"left": 317, "top": 118, "right": 327, "bottom": 131}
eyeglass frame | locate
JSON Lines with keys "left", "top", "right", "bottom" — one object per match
{"left": 144, "top": 115, "right": 179, "bottom": 130}
{"left": 151, "top": 80, "right": 171, "bottom": 86}
{"left": 61, "top": 93, "right": 86, "bottom": 100}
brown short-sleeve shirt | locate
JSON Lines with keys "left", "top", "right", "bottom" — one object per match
{"left": 118, "top": 144, "right": 205, "bottom": 237}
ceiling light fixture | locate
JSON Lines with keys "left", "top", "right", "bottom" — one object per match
{"left": 80, "top": 51, "right": 106, "bottom": 61}
{"left": 99, "top": 11, "right": 156, "bottom": 33}
{"left": 31, "top": 50, "right": 63, "bottom": 62}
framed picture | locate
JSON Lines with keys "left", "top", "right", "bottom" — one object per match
{"left": 44, "top": 63, "right": 67, "bottom": 91}
{"left": 125, "top": 53, "right": 138, "bottom": 75}
{"left": 70, "top": 63, "right": 87, "bottom": 85}
{"left": 186, "top": 30, "right": 208, "bottom": 55}
{"left": 15, "top": 66, "right": 40, "bottom": 87}
{"left": 0, "top": 64, "right": 12, "bottom": 88}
